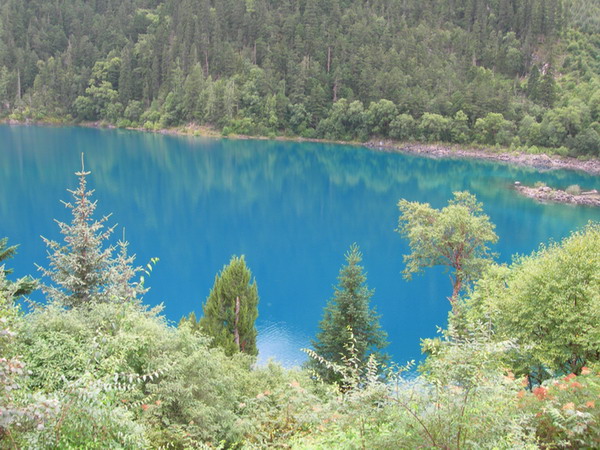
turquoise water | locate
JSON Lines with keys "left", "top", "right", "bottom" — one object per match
{"left": 2, "top": 125, "right": 599, "bottom": 366}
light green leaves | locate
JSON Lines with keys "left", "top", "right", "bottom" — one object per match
{"left": 397, "top": 191, "right": 498, "bottom": 307}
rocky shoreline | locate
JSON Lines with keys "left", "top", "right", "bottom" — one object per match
{"left": 365, "top": 141, "right": 600, "bottom": 176}
{"left": 513, "top": 182, "right": 600, "bottom": 207}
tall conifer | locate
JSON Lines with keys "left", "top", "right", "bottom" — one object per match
{"left": 0, "top": 237, "right": 36, "bottom": 299}
{"left": 199, "top": 256, "right": 259, "bottom": 356}
{"left": 38, "top": 158, "right": 146, "bottom": 307}
{"left": 309, "top": 244, "right": 388, "bottom": 383}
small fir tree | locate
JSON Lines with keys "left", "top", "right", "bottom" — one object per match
{"left": 0, "top": 237, "right": 36, "bottom": 299}
{"left": 38, "top": 159, "right": 145, "bottom": 307}
{"left": 199, "top": 256, "right": 259, "bottom": 356}
{"left": 526, "top": 64, "right": 540, "bottom": 101}
{"left": 104, "top": 235, "right": 149, "bottom": 303}
{"left": 539, "top": 65, "right": 557, "bottom": 107}
{"left": 308, "top": 244, "right": 388, "bottom": 384}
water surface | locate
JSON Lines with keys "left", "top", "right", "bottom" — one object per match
{"left": 2, "top": 125, "right": 599, "bottom": 366}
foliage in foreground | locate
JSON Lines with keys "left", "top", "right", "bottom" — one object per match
{"left": 6, "top": 283, "right": 600, "bottom": 448}
{"left": 3, "top": 167, "right": 600, "bottom": 447}
{"left": 463, "top": 222, "right": 600, "bottom": 384}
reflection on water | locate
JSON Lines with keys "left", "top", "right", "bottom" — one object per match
{"left": 1, "top": 124, "right": 599, "bottom": 366}
{"left": 256, "top": 321, "right": 310, "bottom": 368}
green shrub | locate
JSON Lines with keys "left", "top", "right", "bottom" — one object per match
{"left": 1, "top": 272, "right": 59, "bottom": 448}
{"left": 142, "top": 324, "right": 256, "bottom": 446}
{"left": 292, "top": 326, "right": 535, "bottom": 449}
{"left": 24, "top": 375, "right": 149, "bottom": 449}
{"left": 142, "top": 120, "right": 155, "bottom": 130}
{"left": 15, "top": 300, "right": 273, "bottom": 447}
{"left": 565, "top": 184, "right": 582, "bottom": 195}
{"left": 116, "top": 118, "right": 131, "bottom": 128}
{"left": 464, "top": 223, "right": 600, "bottom": 383}
{"left": 18, "top": 302, "right": 174, "bottom": 392}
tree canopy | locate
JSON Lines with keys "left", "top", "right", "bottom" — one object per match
{"left": 397, "top": 191, "right": 498, "bottom": 310}
{"left": 463, "top": 222, "right": 600, "bottom": 383}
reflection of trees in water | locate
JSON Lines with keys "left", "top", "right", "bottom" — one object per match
{"left": 2, "top": 126, "right": 599, "bottom": 246}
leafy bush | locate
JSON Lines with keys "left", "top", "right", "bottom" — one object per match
{"left": 293, "top": 325, "right": 536, "bottom": 449}
{"left": 0, "top": 271, "right": 59, "bottom": 448}
{"left": 18, "top": 302, "right": 174, "bottom": 392}
{"left": 565, "top": 184, "right": 582, "bottom": 195}
{"left": 24, "top": 374, "right": 149, "bottom": 449}
{"left": 142, "top": 324, "right": 256, "bottom": 447}
{"left": 235, "top": 363, "right": 334, "bottom": 447}
{"left": 464, "top": 223, "right": 600, "bottom": 383}
{"left": 16, "top": 298, "right": 302, "bottom": 447}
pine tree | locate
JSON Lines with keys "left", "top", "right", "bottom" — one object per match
{"left": 199, "top": 256, "right": 259, "bottom": 356}
{"left": 526, "top": 64, "right": 540, "bottom": 101}
{"left": 539, "top": 65, "right": 557, "bottom": 107}
{"left": 308, "top": 244, "right": 388, "bottom": 383}
{"left": 37, "top": 158, "right": 145, "bottom": 308}
{"left": 104, "top": 236, "right": 149, "bottom": 304}
{"left": 0, "top": 237, "right": 36, "bottom": 299}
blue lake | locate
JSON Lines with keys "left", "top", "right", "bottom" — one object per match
{"left": 2, "top": 125, "right": 600, "bottom": 366}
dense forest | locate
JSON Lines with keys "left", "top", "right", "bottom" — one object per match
{"left": 1, "top": 0, "right": 600, "bottom": 156}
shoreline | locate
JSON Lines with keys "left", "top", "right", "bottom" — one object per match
{"left": 4, "top": 118, "right": 600, "bottom": 176}
{"left": 365, "top": 140, "right": 600, "bottom": 176}
{"left": 513, "top": 183, "right": 600, "bottom": 207}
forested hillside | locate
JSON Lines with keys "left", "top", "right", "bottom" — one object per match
{"left": 1, "top": 0, "right": 599, "bottom": 156}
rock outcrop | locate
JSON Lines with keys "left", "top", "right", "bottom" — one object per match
{"left": 514, "top": 182, "right": 600, "bottom": 207}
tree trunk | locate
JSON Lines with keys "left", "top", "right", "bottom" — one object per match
{"left": 16, "top": 69, "right": 21, "bottom": 101}
{"left": 333, "top": 79, "right": 338, "bottom": 102}
{"left": 449, "top": 275, "right": 462, "bottom": 313}
{"left": 234, "top": 296, "right": 241, "bottom": 351}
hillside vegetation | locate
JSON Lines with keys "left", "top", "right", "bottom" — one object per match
{"left": 1, "top": 0, "right": 599, "bottom": 156}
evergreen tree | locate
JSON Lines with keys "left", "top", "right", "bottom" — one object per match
{"left": 539, "top": 65, "right": 557, "bottom": 108}
{"left": 0, "top": 238, "right": 19, "bottom": 277}
{"left": 0, "top": 237, "right": 36, "bottom": 299}
{"left": 526, "top": 64, "right": 540, "bottom": 101}
{"left": 308, "top": 244, "right": 388, "bottom": 384}
{"left": 199, "top": 256, "right": 259, "bottom": 356}
{"left": 37, "top": 159, "right": 145, "bottom": 308}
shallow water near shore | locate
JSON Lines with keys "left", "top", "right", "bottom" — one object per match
{"left": 2, "top": 124, "right": 600, "bottom": 366}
